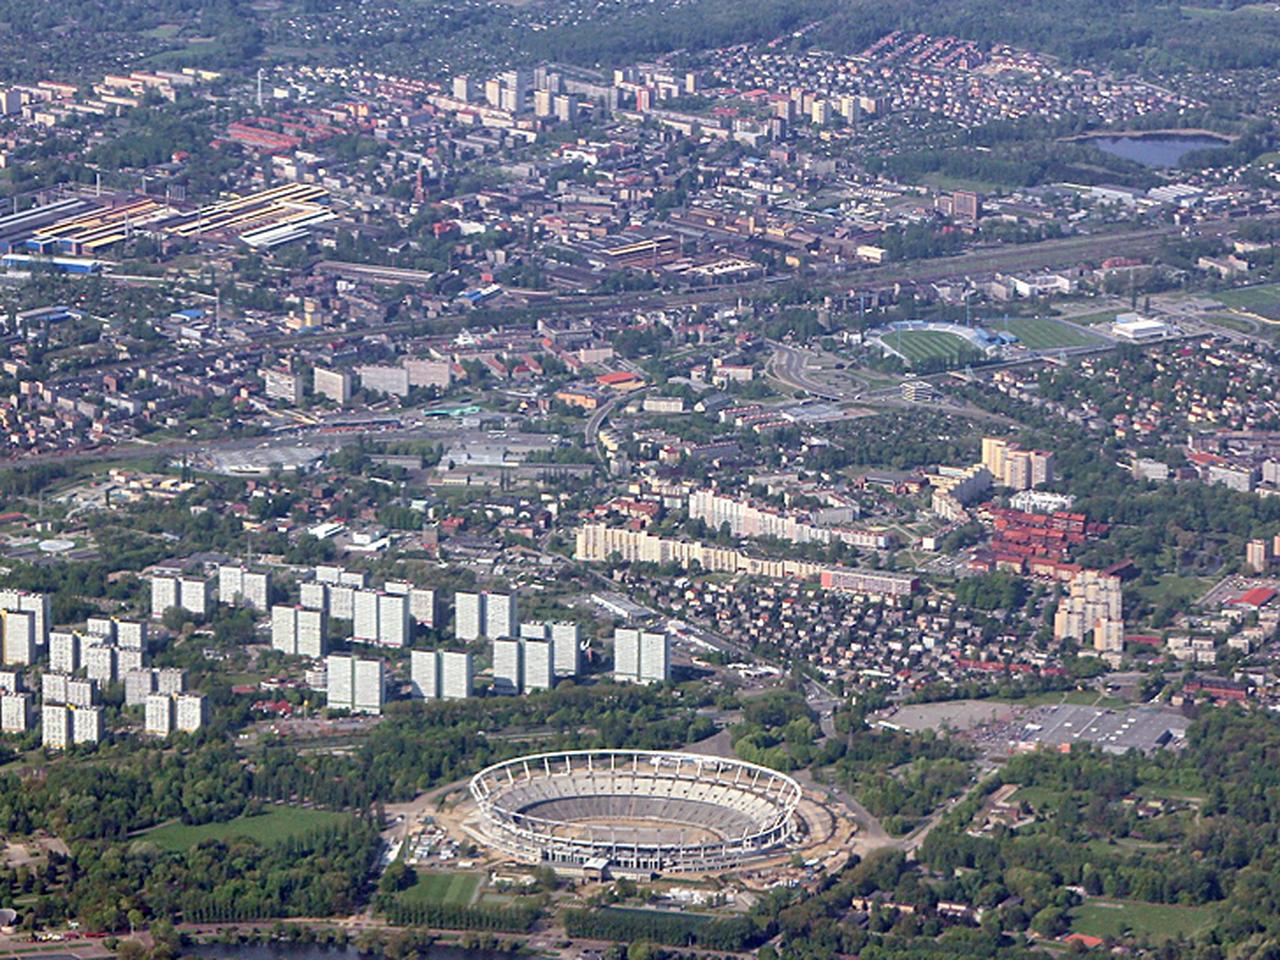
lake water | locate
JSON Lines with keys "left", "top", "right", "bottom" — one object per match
{"left": 1090, "top": 134, "right": 1229, "bottom": 168}
{"left": 189, "top": 944, "right": 513, "bottom": 960}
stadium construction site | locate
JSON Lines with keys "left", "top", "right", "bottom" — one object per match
{"left": 456, "top": 749, "right": 842, "bottom": 877}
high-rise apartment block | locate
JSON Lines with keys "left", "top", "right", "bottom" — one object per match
{"left": 84, "top": 643, "right": 117, "bottom": 684}
{"left": 981, "top": 437, "right": 1055, "bottom": 491}
{"left": 117, "top": 620, "right": 148, "bottom": 650}
{"left": 613, "top": 628, "right": 670, "bottom": 684}
{"left": 1053, "top": 570, "right": 1125, "bottom": 654}
{"left": 325, "top": 655, "right": 385, "bottom": 714}
{"left": 1, "top": 610, "right": 35, "bottom": 666}
{"left": 410, "top": 649, "right": 440, "bottom": 700}
{"left": 218, "top": 565, "right": 271, "bottom": 610}
{"left": 149, "top": 575, "right": 212, "bottom": 619}
{"left": 271, "top": 606, "right": 327, "bottom": 658}
{"left": 0, "top": 693, "right": 30, "bottom": 733}
{"left": 551, "top": 622, "right": 581, "bottom": 678}
{"left": 314, "top": 367, "right": 352, "bottom": 404}
{"left": 350, "top": 590, "right": 410, "bottom": 648}
{"left": 454, "top": 591, "right": 517, "bottom": 640}
{"left": 385, "top": 582, "right": 436, "bottom": 627}
{"left": 145, "top": 694, "right": 174, "bottom": 736}
{"left": 43, "top": 703, "right": 101, "bottom": 749}
{"left": 492, "top": 638, "right": 523, "bottom": 695}
{"left": 440, "top": 651, "right": 473, "bottom": 701}
{"left": 0, "top": 590, "right": 48, "bottom": 647}
{"left": 523, "top": 639, "right": 553, "bottom": 692}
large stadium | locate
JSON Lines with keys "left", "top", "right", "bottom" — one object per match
{"left": 467, "top": 749, "right": 804, "bottom": 874}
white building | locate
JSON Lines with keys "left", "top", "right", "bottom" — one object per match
{"left": 145, "top": 693, "right": 174, "bottom": 736}
{"left": 378, "top": 592, "right": 410, "bottom": 648}
{"left": 49, "top": 632, "right": 79, "bottom": 675}
{"left": 440, "top": 650, "right": 473, "bottom": 700}
{"left": 125, "top": 668, "right": 156, "bottom": 707}
{"left": 84, "top": 644, "right": 116, "bottom": 684}
{"left": 1, "top": 610, "right": 34, "bottom": 666}
{"left": 42, "top": 703, "right": 71, "bottom": 749}
{"left": 72, "top": 706, "right": 102, "bottom": 745}
{"left": 386, "top": 582, "right": 435, "bottom": 627}
{"left": 613, "top": 628, "right": 670, "bottom": 684}
{"left": 492, "top": 639, "right": 523, "bottom": 695}
{"left": 410, "top": 649, "right": 441, "bottom": 700}
{"left": 325, "top": 655, "right": 384, "bottom": 714}
{"left": 486, "top": 592, "right": 516, "bottom": 639}
{"left": 524, "top": 639, "right": 553, "bottom": 692}
{"left": 300, "top": 581, "right": 328, "bottom": 612}
{"left": 117, "top": 619, "right": 148, "bottom": 650}
{"left": 150, "top": 575, "right": 211, "bottom": 619}
{"left": 176, "top": 693, "right": 206, "bottom": 732}
{"left": 218, "top": 565, "right": 271, "bottom": 610}
{"left": 455, "top": 591, "right": 483, "bottom": 640}
{"left": 0, "top": 693, "right": 30, "bottom": 733}
{"left": 272, "top": 606, "right": 327, "bottom": 657}
{"left": 520, "top": 622, "right": 548, "bottom": 640}
{"left": 551, "top": 622, "right": 581, "bottom": 678}
{"left": 42, "top": 702, "right": 103, "bottom": 749}
{"left": 86, "top": 617, "right": 114, "bottom": 641}
{"left": 0, "top": 591, "right": 47, "bottom": 648}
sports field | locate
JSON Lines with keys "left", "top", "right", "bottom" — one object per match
{"left": 985, "top": 317, "right": 1100, "bottom": 350}
{"left": 399, "top": 871, "right": 482, "bottom": 907}
{"left": 1069, "top": 899, "right": 1217, "bottom": 943}
{"left": 1212, "top": 283, "right": 1280, "bottom": 319}
{"left": 143, "top": 807, "right": 350, "bottom": 851}
{"left": 886, "top": 330, "right": 979, "bottom": 365}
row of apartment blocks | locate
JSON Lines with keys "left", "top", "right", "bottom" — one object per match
{"left": 687, "top": 489, "right": 892, "bottom": 550}
{"left": 575, "top": 523, "right": 917, "bottom": 598}
{"left": 491, "top": 621, "right": 583, "bottom": 694}
{"left": 0, "top": 665, "right": 204, "bottom": 748}
{"left": 264, "top": 358, "right": 456, "bottom": 405}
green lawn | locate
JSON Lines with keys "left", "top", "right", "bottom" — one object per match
{"left": 1211, "top": 284, "right": 1280, "bottom": 320}
{"left": 1070, "top": 899, "right": 1217, "bottom": 943}
{"left": 1130, "top": 575, "right": 1212, "bottom": 609}
{"left": 1011, "top": 785, "right": 1064, "bottom": 811}
{"left": 399, "top": 871, "right": 482, "bottom": 907}
{"left": 985, "top": 317, "right": 1100, "bottom": 350}
{"left": 142, "top": 807, "right": 350, "bottom": 851}
{"left": 886, "top": 330, "right": 980, "bottom": 365}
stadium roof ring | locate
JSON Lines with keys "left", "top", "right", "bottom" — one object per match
{"left": 468, "top": 749, "right": 804, "bottom": 874}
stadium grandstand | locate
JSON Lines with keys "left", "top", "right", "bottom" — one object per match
{"left": 469, "top": 749, "right": 803, "bottom": 874}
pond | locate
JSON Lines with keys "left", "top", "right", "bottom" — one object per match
{"left": 1090, "top": 134, "right": 1230, "bottom": 168}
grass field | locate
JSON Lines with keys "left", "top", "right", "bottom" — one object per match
{"left": 1070, "top": 899, "right": 1217, "bottom": 943}
{"left": 886, "top": 330, "right": 979, "bottom": 365}
{"left": 1011, "top": 785, "right": 1064, "bottom": 811}
{"left": 399, "top": 872, "right": 482, "bottom": 907}
{"left": 143, "top": 807, "right": 350, "bottom": 851}
{"left": 985, "top": 317, "right": 1100, "bottom": 350}
{"left": 1130, "top": 574, "right": 1212, "bottom": 609}
{"left": 1212, "top": 284, "right": 1280, "bottom": 319}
